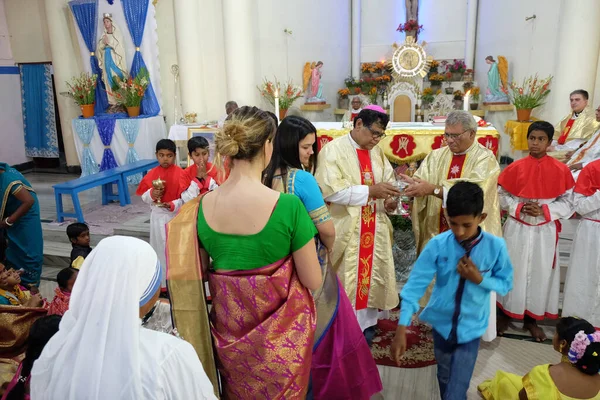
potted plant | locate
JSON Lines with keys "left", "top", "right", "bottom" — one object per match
{"left": 257, "top": 77, "right": 304, "bottom": 120}
{"left": 421, "top": 87, "right": 435, "bottom": 108}
{"left": 111, "top": 68, "right": 150, "bottom": 117}
{"left": 396, "top": 19, "right": 424, "bottom": 40}
{"left": 470, "top": 87, "right": 481, "bottom": 110}
{"left": 453, "top": 90, "right": 464, "bottom": 110}
{"left": 338, "top": 88, "right": 350, "bottom": 109}
{"left": 463, "top": 68, "right": 474, "bottom": 82}
{"left": 448, "top": 59, "right": 466, "bottom": 81}
{"left": 445, "top": 72, "right": 454, "bottom": 94}
{"left": 428, "top": 59, "right": 440, "bottom": 76}
{"left": 429, "top": 73, "right": 444, "bottom": 91}
{"left": 361, "top": 63, "right": 372, "bottom": 78}
{"left": 368, "top": 86, "right": 378, "bottom": 105}
{"left": 65, "top": 73, "right": 97, "bottom": 118}
{"left": 507, "top": 75, "right": 553, "bottom": 121}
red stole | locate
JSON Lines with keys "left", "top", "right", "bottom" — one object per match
{"left": 356, "top": 149, "right": 376, "bottom": 310}
{"left": 557, "top": 118, "right": 576, "bottom": 145}
{"left": 136, "top": 164, "right": 184, "bottom": 203}
{"left": 574, "top": 159, "right": 600, "bottom": 196}
{"left": 178, "top": 162, "right": 221, "bottom": 197}
{"left": 350, "top": 112, "right": 360, "bottom": 122}
{"left": 498, "top": 155, "right": 575, "bottom": 199}
{"left": 440, "top": 154, "right": 467, "bottom": 233}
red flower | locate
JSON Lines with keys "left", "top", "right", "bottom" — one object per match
{"left": 390, "top": 134, "right": 417, "bottom": 159}
{"left": 431, "top": 135, "right": 446, "bottom": 150}
{"left": 477, "top": 135, "right": 499, "bottom": 155}
{"left": 317, "top": 135, "right": 334, "bottom": 151}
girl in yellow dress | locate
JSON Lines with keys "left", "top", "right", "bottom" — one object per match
{"left": 478, "top": 317, "right": 600, "bottom": 399}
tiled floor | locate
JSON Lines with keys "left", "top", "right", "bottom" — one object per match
{"left": 26, "top": 171, "right": 576, "bottom": 399}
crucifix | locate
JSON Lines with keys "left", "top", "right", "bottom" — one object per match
{"left": 406, "top": 0, "right": 418, "bottom": 22}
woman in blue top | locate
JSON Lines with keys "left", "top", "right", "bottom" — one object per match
{"left": 0, "top": 163, "right": 43, "bottom": 286}
{"left": 263, "top": 116, "right": 383, "bottom": 399}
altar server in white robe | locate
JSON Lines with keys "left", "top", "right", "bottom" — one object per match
{"left": 496, "top": 121, "right": 575, "bottom": 342}
{"left": 562, "top": 160, "right": 600, "bottom": 328}
{"left": 30, "top": 236, "right": 216, "bottom": 400}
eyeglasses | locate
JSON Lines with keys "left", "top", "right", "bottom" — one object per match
{"left": 443, "top": 129, "right": 472, "bottom": 140}
{"left": 367, "top": 126, "right": 386, "bottom": 139}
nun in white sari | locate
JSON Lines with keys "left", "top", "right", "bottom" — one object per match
{"left": 30, "top": 236, "right": 216, "bottom": 400}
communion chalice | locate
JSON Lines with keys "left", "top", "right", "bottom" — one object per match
{"left": 152, "top": 178, "right": 169, "bottom": 208}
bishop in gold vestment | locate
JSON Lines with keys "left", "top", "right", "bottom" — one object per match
{"left": 315, "top": 107, "right": 400, "bottom": 332}
{"left": 404, "top": 111, "right": 502, "bottom": 341}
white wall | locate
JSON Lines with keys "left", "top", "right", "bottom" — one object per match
{"left": 155, "top": 0, "right": 179, "bottom": 127}
{"left": 255, "top": 0, "right": 351, "bottom": 114}
{"left": 5, "top": 0, "right": 52, "bottom": 63}
{"left": 361, "top": 0, "right": 468, "bottom": 63}
{"left": 474, "top": 0, "right": 562, "bottom": 121}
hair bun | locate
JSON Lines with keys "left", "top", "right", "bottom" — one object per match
{"left": 218, "top": 122, "right": 243, "bottom": 157}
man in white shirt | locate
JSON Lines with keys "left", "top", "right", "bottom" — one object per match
{"left": 566, "top": 105, "right": 600, "bottom": 180}
{"left": 217, "top": 101, "right": 238, "bottom": 128}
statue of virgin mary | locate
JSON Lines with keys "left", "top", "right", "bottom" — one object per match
{"left": 97, "top": 13, "right": 127, "bottom": 106}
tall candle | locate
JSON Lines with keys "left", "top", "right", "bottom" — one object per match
{"left": 274, "top": 87, "right": 280, "bottom": 122}
{"left": 463, "top": 90, "right": 470, "bottom": 111}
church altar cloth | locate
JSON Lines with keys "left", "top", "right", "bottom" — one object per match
{"left": 72, "top": 115, "right": 167, "bottom": 168}
{"left": 314, "top": 122, "right": 500, "bottom": 164}
{"left": 167, "top": 124, "right": 219, "bottom": 142}
{"left": 504, "top": 119, "right": 539, "bottom": 151}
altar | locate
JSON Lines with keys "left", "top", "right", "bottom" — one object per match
{"left": 72, "top": 115, "right": 166, "bottom": 177}
{"left": 314, "top": 122, "right": 501, "bottom": 164}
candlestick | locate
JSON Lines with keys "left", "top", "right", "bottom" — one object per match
{"left": 464, "top": 90, "right": 471, "bottom": 111}
{"left": 274, "top": 87, "right": 280, "bottom": 122}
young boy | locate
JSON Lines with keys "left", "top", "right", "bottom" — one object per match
{"left": 178, "top": 137, "right": 221, "bottom": 202}
{"left": 496, "top": 121, "right": 575, "bottom": 341}
{"left": 66, "top": 222, "right": 92, "bottom": 264}
{"left": 136, "top": 139, "right": 184, "bottom": 290}
{"left": 392, "top": 182, "right": 513, "bottom": 399}
{"left": 48, "top": 267, "right": 78, "bottom": 316}
{"left": 563, "top": 159, "right": 600, "bottom": 328}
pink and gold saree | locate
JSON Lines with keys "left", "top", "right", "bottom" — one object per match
{"left": 166, "top": 197, "right": 316, "bottom": 399}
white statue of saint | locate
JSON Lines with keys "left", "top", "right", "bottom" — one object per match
{"left": 97, "top": 13, "right": 127, "bottom": 106}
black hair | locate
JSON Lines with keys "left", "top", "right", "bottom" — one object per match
{"left": 56, "top": 267, "right": 77, "bottom": 290}
{"left": 556, "top": 317, "right": 599, "bottom": 375}
{"left": 570, "top": 89, "right": 589, "bottom": 100}
{"left": 66, "top": 222, "right": 88, "bottom": 242}
{"left": 446, "top": 181, "right": 484, "bottom": 217}
{"left": 527, "top": 121, "right": 554, "bottom": 142}
{"left": 5, "top": 315, "right": 61, "bottom": 400}
{"left": 263, "top": 116, "right": 318, "bottom": 189}
{"left": 155, "top": 139, "right": 177, "bottom": 154}
{"left": 353, "top": 109, "right": 390, "bottom": 129}
{"left": 187, "top": 136, "right": 210, "bottom": 155}
{"left": 266, "top": 111, "right": 279, "bottom": 128}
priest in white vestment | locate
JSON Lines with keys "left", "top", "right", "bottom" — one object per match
{"left": 30, "top": 236, "right": 216, "bottom": 400}
{"left": 315, "top": 106, "right": 401, "bottom": 333}
{"left": 562, "top": 160, "right": 600, "bottom": 328}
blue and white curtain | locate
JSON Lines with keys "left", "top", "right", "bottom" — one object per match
{"left": 19, "top": 64, "right": 59, "bottom": 158}
{"left": 118, "top": 119, "right": 142, "bottom": 184}
{"left": 69, "top": 0, "right": 110, "bottom": 115}
{"left": 73, "top": 118, "right": 100, "bottom": 177}
{"left": 121, "top": 0, "right": 160, "bottom": 116}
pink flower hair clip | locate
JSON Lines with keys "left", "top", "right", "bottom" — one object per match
{"left": 568, "top": 330, "right": 600, "bottom": 363}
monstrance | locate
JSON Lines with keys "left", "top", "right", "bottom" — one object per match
{"left": 390, "top": 36, "right": 432, "bottom": 78}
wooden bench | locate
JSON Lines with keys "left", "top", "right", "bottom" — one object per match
{"left": 105, "top": 159, "right": 159, "bottom": 204}
{"left": 53, "top": 169, "right": 128, "bottom": 223}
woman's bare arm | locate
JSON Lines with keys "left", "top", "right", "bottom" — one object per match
{"left": 315, "top": 220, "right": 335, "bottom": 251}
{"left": 292, "top": 241, "right": 322, "bottom": 291}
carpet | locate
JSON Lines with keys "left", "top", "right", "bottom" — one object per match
{"left": 370, "top": 309, "right": 436, "bottom": 369}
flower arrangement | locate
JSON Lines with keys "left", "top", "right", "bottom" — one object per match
{"left": 396, "top": 19, "right": 423, "bottom": 34}
{"left": 110, "top": 68, "right": 150, "bottom": 107}
{"left": 65, "top": 73, "right": 97, "bottom": 106}
{"left": 361, "top": 63, "right": 372, "bottom": 73}
{"left": 453, "top": 90, "right": 464, "bottom": 100}
{"left": 429, "top": 73, "right": 445, "bottom": 83}
{"left": 338, "top": 88, "right": 350, "bottom": 98}
{"left": 430, "top": 60, "right": 439, "bottom": 69}
{"left": 448, "top": 59, "right": 467, "bottom": 74}
{"left": 257, "top": 78, "right": 304, "bottom": 109}
{"left": 470, "top": 86, "right": 481, "bottom": 101}
{"left": 353, "top": 87, "right": 362, "bottom": 94}
{"left": 345, "top": 76, "right": 358, "bottom": 88}
{"left": 422, "top": 87, "right": 435, "bottom": 103}
{"left": 376, "top": 61, "right": 387, "bottom": 72}
{"left": 375, "top": 75, "right": 392, "bottom": 84}
{"left": 445, "top": 72, "right": 453, "bottom": 81}
{"left": 507, "top": 74, "right": 553, "bottom": 110}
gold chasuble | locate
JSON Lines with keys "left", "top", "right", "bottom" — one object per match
{"left": 413, "top": 141, "right": 502, "bottom": 255}
{"left": 315, "top": 135, "right": 399, "bottom": 311}
{"left": 554, "top": 107, "right": 599, "bottom": 143}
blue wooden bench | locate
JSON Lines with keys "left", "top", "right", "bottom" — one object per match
{"left": 106, "top": 159, "right": 159, "bottom": 204}
{"left": 53, "top": 169, "right": 128, "bottom": 223}
{"left": 53, "top": 159, "right": 158, "bottom": 223}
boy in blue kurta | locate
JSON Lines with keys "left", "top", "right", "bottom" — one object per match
{"left": 392, "top": 181, "right": 513, "bottom": 400}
